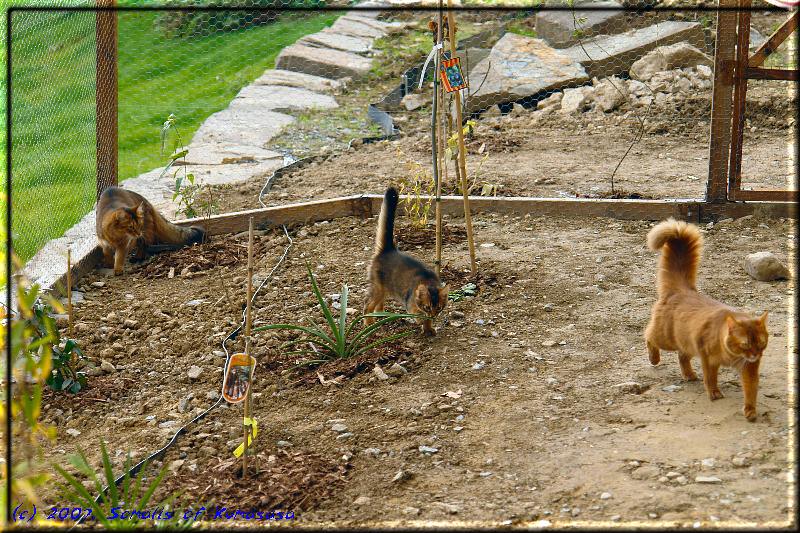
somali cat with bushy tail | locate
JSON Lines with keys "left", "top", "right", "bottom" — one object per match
{"left": 96, "top": 186, "right": 205, "bottom": 275}
{"left": 364, "top": 187, "right": 448, "bottom": 336}
{"left": 645, "top": 218, "right": 769, "bottom": 421}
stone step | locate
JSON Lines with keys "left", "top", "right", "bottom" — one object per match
{"left": 253, "top": 69, "right": 347, "bottom": 93}
{"left": 562, "top": 21, "right": 706, "bottom": 79}
{"left": 230, "top": 84, "right": 339, "bottom": 111}
{"left": 339, "top": 14, "right": 407, "bottom": 35}
{"left": 276, "top": 42, "right": 373, "bottom": 80}
{"left": 191, "top": 107, "right": 296, "bottom": 147}
{"left": 535, "top": 0, "right": 626, "bottom": 48}
{"left": 299, "top": 29, "right": 374, "bottom": 54}
{"left": 331, "top": 17, "right": 387, "bottom": 39}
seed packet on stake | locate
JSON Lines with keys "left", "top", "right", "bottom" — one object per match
{"left": 440, "top": 56, "right": 468, "bottom": 93}
{"left": 222, "top": 353, "right": 256, "bottom": 404}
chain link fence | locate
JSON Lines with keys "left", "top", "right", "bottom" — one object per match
{"left": 4, "top": 0, "right": 797, "bottom": 276}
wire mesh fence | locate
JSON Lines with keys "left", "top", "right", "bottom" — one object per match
{"left": 3, "top": 0, "right": 797, "bottom": 282}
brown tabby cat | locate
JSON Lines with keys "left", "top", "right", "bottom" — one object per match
{"left": 645, "top": 218, "right": 769, "bottom": 421}
{"left": 96, "top": 186, "right": 205, "bottom": 275}
{"left": 365, "top": 187, "right": 448, "bottom": 336}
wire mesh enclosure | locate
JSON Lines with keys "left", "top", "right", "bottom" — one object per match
{"left": 3, "top": 0, "right": 797, "bottom": 280}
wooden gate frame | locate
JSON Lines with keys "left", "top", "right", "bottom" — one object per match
{"left": 707, "top": 0, "right": 798, "bottom": 203}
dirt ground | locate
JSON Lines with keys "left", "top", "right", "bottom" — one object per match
{"left": 40, "top": 210, "right": 795, "bottom": 527}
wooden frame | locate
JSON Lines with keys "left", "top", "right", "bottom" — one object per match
{"left": 709, "top": 0, "right": 798, "bottom": 204}
{"left": 96, "top": 0, "right": 118, "bottom": 199}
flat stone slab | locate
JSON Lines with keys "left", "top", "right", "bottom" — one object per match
{"left": 276, "top": 43, "right": 373, "bottom": 80}
{"left": 468, "top": 32, "right": 588, "bottom": 112}
{"left": 183, "top": 159, "right": 285, "bottom": 187}
{"left": 191, "top": 107, "right": 296, "bottom": 147}
{"left": 252, "top": 69, "right": 346, "bottom": 93}
{"left": 536, "top": 0, "right": 625, "bottom": 48}
{"left": 331, "top": 17, "right": 387, "bottom": 39}
{"left": 340, "top": 14, "right": 407, "bottom": 35}
{"left": 229, "top": 84, "right": 339, "bottom": 111}
{"left": 563, "top": 21, "right": 706, "bottom": 79}
{"left": 181, "top": 142, "right": 283, "bottom": 166}
{"left": 299, "top": 29, "right": 374, "bottom": 54}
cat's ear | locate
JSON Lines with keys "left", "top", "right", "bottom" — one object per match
{"left": 415, "top": 283, "right": 429, "bottom": 303}
{"left": 726, "top": 315, "right": 740, "bottom": 332}
{"left": 438, "top": 284, "right": 449, "bottom": 300}
{"left": 758, "top": 310, "right": 769, "bottom": 324}
{"left": 135, "top": 202, "right": 145, "bottom": 221}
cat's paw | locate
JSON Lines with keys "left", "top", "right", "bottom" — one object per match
{"left": 743, "top": 405, "right": 757, "bottom": 422}
{"left": 682, "top": 372, "right": 699, "bottom": 382}
{"left": 422, "top": 327, "right": 436, "bottom": 337}
{"left": 708, "top": 388, "right": 724, "bottom": 401}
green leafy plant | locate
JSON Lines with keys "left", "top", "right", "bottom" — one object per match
{"left": 448, "top": 282, "right": 478, "bottom": 302}
{"left": 55, "top": 440, "right": 188, "bottom": 529}
{"left": 396, "top": 147, "right": 436, "bottom": 228}
{"left": 160, "top": 114, "right": 217, "bottom": 220}
{"left": 254, "top": 264, "right": 421, "bottom": 363}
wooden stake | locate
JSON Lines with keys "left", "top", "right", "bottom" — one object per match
{"left": 67, "top": 248, "right": 73, "bottom": 339}
{"left": 242, "top": 217, "right": 254, "bottom": 477}
{"left": 446, "top": 0, "right": 477, "bottom": 275}
{"left": 434, "top": 0, "right": 444, "bottom": 276}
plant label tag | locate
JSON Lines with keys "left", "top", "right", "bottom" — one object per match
{"left": 222, "top": 353, "right": 256, "bottom": 404}
{"left": 440, "top": 56, "right": 468, "bottom": 93}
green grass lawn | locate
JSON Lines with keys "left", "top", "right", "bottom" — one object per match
{"left": 2, "top": 4, "right": 337, "bottom": 262}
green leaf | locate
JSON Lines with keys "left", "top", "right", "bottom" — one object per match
{"left": 169, "top": 149, "right": 188, "bottom": 161}
{"left": 53, "top": 465, "right": 111, "bottom": 527}
{"left": 100, "top": 440, "right": 119, "bottom": 506}
{"left": 338, "top": 284, "right": 349, "bottom": 355}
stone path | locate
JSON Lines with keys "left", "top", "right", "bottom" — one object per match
{"left": 20, "top": 2, "right": 405, "bottom": 293}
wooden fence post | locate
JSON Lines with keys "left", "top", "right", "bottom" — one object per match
{"left": 706, "top": 0, "right": 739, "bottom": 203}
{"left": 96, "top": 0, "right": 118, "bottom": 199}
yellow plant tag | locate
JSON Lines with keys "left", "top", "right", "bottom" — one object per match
{"left": 233, "top": 417, "right": 258, "bottom": 458}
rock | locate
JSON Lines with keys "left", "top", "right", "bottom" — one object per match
{"left": 542, "top": 339, "right": 558, "bottom": 347}
{"left": 386, "top": 363, "right": 408, "bottom": 377}
{"left": 205, "top": 390, "right": 219, "bottom": 400}
{"left": 537, "top": 92, "right": 563, "bottom": 110}
{"left": 613, "top": 381, "right": 646, "bottom": 394}
{"left": 100, "top": 360, "right": 116, "bottom": 374}
{"left": 178, "top": 394, "right": 193, "bottom": 413}
{"left": 354, "top": 496, "right": 371, "bottom": 506}
{"left": 560, "top": 86, "right": 592, "bottom": 113}
{"left": 401, "top": 92, "right": 428, "bottom": 111}
{"left": 536, "top": 0, "right": 625, "bottom": 48}
{"left": 701, "top": 458, "right": 716, "bottom": 469}
{"left": 392, "top": 469, "right": 411, "bottom": 483}
{"left": 276, "top": 43, "right": 372, "bottom": 80}
{"left": 191, "top": 107, "right": 295, "bottom": 151}
{"left": 253, "top": 69, "right": 345, "bottom": 93}
{"left": 330, "top": 423, "right": 351, "bottom": 435}
{"left": 91, "top": 281, "right": 105, "bottom": 288}
{"left": 123, "top": 319, "right": 138, "bottom": 329}
{"left": 419, "top": 445, "right": 439, "bottom": 454}
{"left": 543, "top": 303, "right": 555, "bottom": 312}
{"left": 467, "top": 33, "right": 588, "bottom": 112}
{"left": 451, "top": 310, "right": 466, "bottom": 319}
{"left": 630, "top": 465, "right": 660, "bottom": 480}
{"left": 276, "top": 440, "right": 292, "bottom": 448}
{"left": 331, "top": 16, "right": 387, "bottom": 38}
{"left": 749, "top": 26, "right": 765, "bottom": 51}
{"left": 187, "top": 365, "right": 202, "bottom": 380}
{"left": 363, "top": 447, "right": 381, "bottom": 457}
{"left": 744, "top": 252, "right": 790, "bottom": 281}
{"left": 169, "top": 459, "right": 185, "bottom": 472}
{"left": 373, "top": 365, "right": 390, "bottom": 380}
{"left": 231, "top": 84, "right": 339, "bottom": 113}
{"left": 402, "top": 506, "right": 420, "bottom": 516}
{"left": 299, "top": 29, "right": 373, "bottom": 54}
{"left": 600, "top": 492, "right": 612, "bottom": 500}
{"left": 695, "top": 475, "right": 722, "bottom": 484}
{"left": 471, "top": 361, "right": 485, "bottom": 370}
{"left": 66, "top": 428, "right": 81, "bottom": 437}
{"left": 336, "top": 432, "right": 354, "bottom": 440}
{"left": 662, "top": 384, "right": 682, "bottom": 393}
{"left": 435, "top": 502, "right": 460, "bottom": 514}
{"left": 731, "top": 456, "right": 749, "bottom": 467}
{"left": 509, "top": 103, "right": 527, "bottom": 117}
{"left": 591, "top": 76, "right": 627, "bottom": 112}
{"left": 629, "top": 42, "right": 712, "bottom": 82}
{"left": 564, "top": 21, "right": 706, "bottom": 79}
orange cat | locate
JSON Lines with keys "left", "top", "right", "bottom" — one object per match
{"left": 645, "top": 218, "right": 768, "bottom": 422}
{"left": 96, "top": 187, "right": 205, "bottom": 275}
{"left": 365, "top": 187, "right": 448, "bottom": 336}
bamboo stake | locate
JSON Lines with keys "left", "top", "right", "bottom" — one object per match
{"left": 446, "top": 0, "right": 477, "bottom": 275}
{"left": 67, "top": 248, "right": 73, "bottom": 339}
{"left": 242, "top": 217, "right": 254, "bottom": 477}
{"left": 434, "top": 0, "right": 444, "bottom": 276}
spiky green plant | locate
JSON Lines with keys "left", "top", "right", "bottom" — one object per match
{"left": 254, "top": 263, "right": 422, "bottom": 363}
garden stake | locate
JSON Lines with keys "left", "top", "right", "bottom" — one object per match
{"left": 432, "top": 0, "right": 444, "bottom": 276}
{"left": 446, "top": 0, "right": 477, "bottom": 275}
{"left": 242, "top": 217, "right": 254, "bottom": 477}
{"left": 67, "top": 248, "right": 73, "bottom": 340}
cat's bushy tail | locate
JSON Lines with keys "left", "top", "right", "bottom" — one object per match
{"left": 647, "top": 218, "right": 703, "bottom": 296}
{"left": 375, "top": 187, "right": 398, "bottom": 254}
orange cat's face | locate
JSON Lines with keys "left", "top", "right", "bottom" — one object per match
{"left": 110, "top": 205, "right": 144, "bottom": 239}
{"left": 414, "top": 282, "right": 448, "bottom": 318}
{"left": 725, "top": 312, "right": 769, "bottom": 363}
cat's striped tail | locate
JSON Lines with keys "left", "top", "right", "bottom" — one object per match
{"left": 647, "top": 218, "right": 703, "bottom": 296}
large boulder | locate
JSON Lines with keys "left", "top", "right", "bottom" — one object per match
{"left": 629, "top": 42, "right": 712, "bottom": 81}
{"left": 467, "top": 32, "right": 588, "bottom": 112}
{"left": 744, "top": 252, "right": 791, "bottom": 281}
{"left": 229, "top": 85, "right": 339, "bottom": 112}
{"left": 252, "top": 69, "right": 346, "bottom": 94}
{"left": 563, "top": 21, "right": 706, "bottom": 79}
{"left": 299, "top": 29, "right": 373, "bottom": 54}
{"left": 536, "top": 0, "right": 626, "bottom": 48}
{"left": 276, "top": 43, "right": 373, "bottom": 80}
